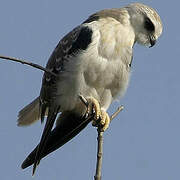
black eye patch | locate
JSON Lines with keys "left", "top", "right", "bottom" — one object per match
{"left": 144, "top": 17, "right": 155, "bottom": 32}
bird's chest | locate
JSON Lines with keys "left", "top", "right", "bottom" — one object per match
{"left": 83, "top": 52, "right": 131, "bottom": 98}
{"left": 82, "top": 23, "right": 133, "bottom": 98}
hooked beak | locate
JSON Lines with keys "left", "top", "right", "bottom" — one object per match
{"left": 149, "top": 34, "right": 156, "bottom": 48}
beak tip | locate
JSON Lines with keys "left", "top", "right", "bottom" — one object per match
{"left": 149, "top": 35, "right": 156, "bottom": 48}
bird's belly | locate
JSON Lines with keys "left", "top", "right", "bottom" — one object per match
{"left": 83, "top": 59, "right": 130, "bottom": 99}
{"left": 56, "top": 55, "right": 130, "bottom": 112}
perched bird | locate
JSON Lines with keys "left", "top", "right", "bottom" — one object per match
{"left": 18, "top": 2, "right": 163, "bottom": 174}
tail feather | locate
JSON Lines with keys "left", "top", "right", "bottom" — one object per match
{"left": 21, "top": 112, "right": 92, "bottom": 169}
{"left": 17, "top": 97, "right": 40, "bottom": 126}
{"left": 32, "top": 105, "right": 60, "bottom": 175}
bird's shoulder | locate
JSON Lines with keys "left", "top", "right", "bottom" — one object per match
{"left": 46, "top": 25, "right": 93, "bottom": 73}
{"left": 39, "top": 23, "right": 96, "bottom": 104}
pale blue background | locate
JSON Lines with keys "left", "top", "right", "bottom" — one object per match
{"left": 0, "top": 0, "right": 178, "bottom": 180}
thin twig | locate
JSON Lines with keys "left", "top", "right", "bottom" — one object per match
{"left": 94, "top": 106, "right": 124, "bottom": 180}
{"left": 0, "top": 55, "right": 57, "bottom": 77}
{"left": 110, "top": 106, "right": 124, "bottom": 121}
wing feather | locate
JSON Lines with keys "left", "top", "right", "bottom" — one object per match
{"left": 28, "top": 25, "right": 93, "bottom": 174}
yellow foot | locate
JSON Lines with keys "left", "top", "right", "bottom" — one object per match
{"left": 100, "top": 110, "right": 110, "bottom": 132}
{"left": 86, "top": 97, "right": 110, "bottom": 132}
{"left": 86, "top": 97, "right": 101, "bottom": 121}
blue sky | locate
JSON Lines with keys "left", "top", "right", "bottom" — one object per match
{"left": 0, "top": 0, "right": 179, "bottom": 180}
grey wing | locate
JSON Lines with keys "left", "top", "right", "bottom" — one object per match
{"left": 32, "top": 25, "right": 93, "bottom": 174}
{"left": 17, "top": 26, "right": 85, "bottom": 126}
{"left": 39, "top": 25, "right": 93, "bottom": 121}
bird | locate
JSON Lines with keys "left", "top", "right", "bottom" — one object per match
{"left": 17, "top": 2, "right": 163, "bottom": 174}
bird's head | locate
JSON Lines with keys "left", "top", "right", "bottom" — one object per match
{"left": 126, "top": 3, "right": 163, "bottom": 47}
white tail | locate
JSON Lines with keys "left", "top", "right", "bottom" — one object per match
{"left": 17, "top": 97, "right": 40, "bottom": 126}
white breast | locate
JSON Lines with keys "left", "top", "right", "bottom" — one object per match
{"left": 82, "top": 18, "right": 134, "bottom": 98}
{"left": 56, "top": 18, "right": 135, "bottom": 112}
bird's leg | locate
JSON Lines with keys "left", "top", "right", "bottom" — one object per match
{"left": 86, "top": 97, "right": 110, "bottom": 132}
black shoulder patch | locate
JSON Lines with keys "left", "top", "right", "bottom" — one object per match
{"left": 43, "top": 25, "right": 93, "bottom": 80}
{"left": 68, "top": 26, "right": 93, "bottom": 55}
{"left": 83, "top": 15, "right": 99, "bottom": 24}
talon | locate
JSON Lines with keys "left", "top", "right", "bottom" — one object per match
{"left": 84, "top": 112, "right": 89, "bottom": 119}
{"left": 101, "top": 110, "right": 110, "bottom": 132}
{"left": 92, "top": 104, "right": 96, "bottom": 115}
{"left": 85, "top": 97, "right": 101, "bottom": 126}
{"left": 84, "top": 97, "right": 110, "bottom": 131}
{"left": 100, "top": 111, "right": 106, "bottom": 126}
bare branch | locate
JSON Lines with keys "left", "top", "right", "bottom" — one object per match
{"left": 0, "top": 55, "right": 57, "bottom": 77}
{"left": 79, "top": 95, "right": 124, "bottom": 180}
{"left": 94, "top": 129, "right": 103, "bottom": 180}
{"left": 110, "top": 106, "right": 124, "bottom": 122}
{"left": 94, "top": 106, "right": 124, "bottom": 180}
